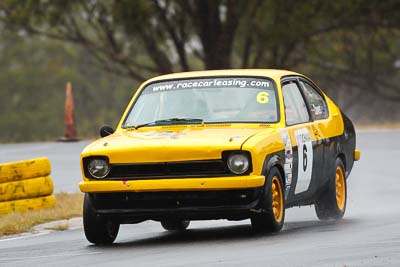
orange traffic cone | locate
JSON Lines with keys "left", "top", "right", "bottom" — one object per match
{"left": 58, "top": 82, "right": 79, "bottom": 142}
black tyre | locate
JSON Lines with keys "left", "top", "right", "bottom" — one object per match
{"left": 161, "top": 219, "right": 190, "bottom": 231}
{"left": 83, "top": 193, "right": 120, "bottom": 245}
{"left": 251, "top": 166, "right": 285, "bottom": 232}
{"left": 315, "top": 158, "right": 347, "bottom": 221}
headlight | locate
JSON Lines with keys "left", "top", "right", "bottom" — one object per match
{"left": 88, "top": 158, "right": 110, "bottom": 179}
{"left": 227, "top": 153, "right": 250, "bottom": 174}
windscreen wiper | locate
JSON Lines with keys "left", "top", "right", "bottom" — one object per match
{"left": 133, "top": 118, "right": 203, "bottom": 130}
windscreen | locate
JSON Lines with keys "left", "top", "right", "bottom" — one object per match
{"left": 123, "top": 77, "right": 278, "bottom": 127}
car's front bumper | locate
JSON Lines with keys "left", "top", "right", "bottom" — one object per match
{"left": 87, "top": 187, "right": 264, "bottom": 222}
{"left": 80, "top": 175, "right": 266, "bottom": 222}
{"left": 79, "top": 175, "right": 265, "bottom": 193}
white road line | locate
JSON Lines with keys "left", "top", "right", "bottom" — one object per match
{"left": 0, "top": 232, "right": 48, "bottom": 242}
{"left": 0, "top": 252, "right": 101, "bottom": 262}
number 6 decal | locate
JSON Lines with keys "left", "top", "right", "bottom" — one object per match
{"left": 303, "top": 144, "right": 307, "bottom": 172}
{"left": 256, "top": 91, "right": 269, "bottom": 104}
{"left": 295, "top": 128, "right": 313, "bottom": 194}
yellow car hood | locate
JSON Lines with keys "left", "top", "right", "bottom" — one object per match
{"left": 82, "top": 126, "right": 270, "bottom": 163}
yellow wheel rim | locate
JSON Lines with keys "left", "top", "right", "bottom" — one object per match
{"left": 271, "top": 176, "right": 284, "bottom": 223}
{"left": 335, "top": 166, "right": 346, "bottom": 210}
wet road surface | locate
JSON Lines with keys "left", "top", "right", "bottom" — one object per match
{"left": 0, "top": 130, "right": 399, "bottom": 266}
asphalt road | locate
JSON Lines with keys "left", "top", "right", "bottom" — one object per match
{"left": 0, "top": 131, "right": 399, "bottom": 266}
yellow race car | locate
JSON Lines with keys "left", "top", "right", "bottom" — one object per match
{"left": 79, "top": 69, "right": 360, "bottom": 244}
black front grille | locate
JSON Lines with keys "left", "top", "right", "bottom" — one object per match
{"left": 108, "top": 160, "right": 228, "bottom": 179}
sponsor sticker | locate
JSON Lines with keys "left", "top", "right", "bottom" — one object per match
{"left": 144, "top": 77, "right": 271, "bottom": 94}
{"left": 312, "top": 105, "right": 323, "bottom": 115}
{"left": 280, "top": 129, "right": 293, "bottom": 199}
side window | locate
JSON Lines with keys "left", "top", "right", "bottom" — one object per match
{"left": 282, "top": 82, "right": 310, "bottom": 125}
{"left": 300, "top": 81, "right": 328, "bottom": 120}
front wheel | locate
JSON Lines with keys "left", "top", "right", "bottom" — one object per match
{"left": 83, "top": 193, "right": 120, "bottom": 245}
{"left": 314, "top": 158, "right": 347, "bottom": 221}
{"left": 161, "top": 219, "right": 190, "bottom": 231}
{"left": 251, "top": 166, "right": 285, "bottom": 232}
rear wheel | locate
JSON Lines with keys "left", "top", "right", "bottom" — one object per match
{"left": 315, "top": 158, "right": 347, "bottom": 221}
{"left": 251, "top": 167, "right": 285, "bottom": 232}
{"left": 161, "top": 219, "right": 190, "bottom": 231}
{"left": 83, "top": 193, "right": 120, "bottom": 245}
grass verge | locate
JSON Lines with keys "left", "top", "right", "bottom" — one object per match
{"left": 355, "top": 123, "right": 400, "bottom": 130}
{"left": 45, "top": 222, "right": 70, "bottom": 231}
{"left": 0, "top": 193, "right": 83, "bottom": 237}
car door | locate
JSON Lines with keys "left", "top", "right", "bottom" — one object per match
{"left": 280, "top": 78, "right": 323, "bottom": 205}
{"left": 298, "top": 78, "right": 331, "bottom": 189}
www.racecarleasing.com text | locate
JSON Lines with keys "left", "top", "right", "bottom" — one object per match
{"left": 151, "top": 77, "right": 271, "bottom": 92}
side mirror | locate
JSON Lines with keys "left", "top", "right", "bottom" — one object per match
{"left": 100, "top": 125, "right": 114, "bottom": 138}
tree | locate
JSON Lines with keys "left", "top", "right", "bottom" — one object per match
{"left": 0, "top": 30, "right": 134, "bottom": 142}
{"left": 0, "top": 0, "right": 400, "bottom": 141}
{"left": 1, "top": 1, "right": 399, "bottom": 79}
{"left": 1, "top": 0, "right": 400, "bottom": 136}
{"left": 0, "top": 0, "right": 247, "bottom": 79}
